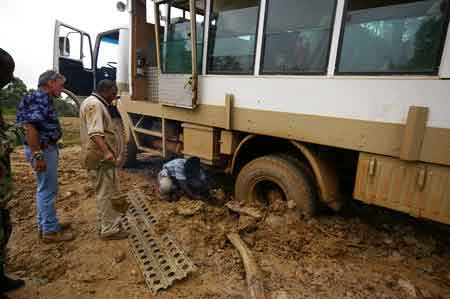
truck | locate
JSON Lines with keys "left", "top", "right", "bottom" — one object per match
{"left": 53, "top": 0, "right": 450, "bottom": 224}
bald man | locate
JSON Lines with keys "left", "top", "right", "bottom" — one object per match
{"left": 0, "top": 48, "right": 25, "bottom": 295}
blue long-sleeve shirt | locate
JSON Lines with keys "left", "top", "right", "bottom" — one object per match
{"left": 16, "top": 90, "right": 62, "bottom": 144}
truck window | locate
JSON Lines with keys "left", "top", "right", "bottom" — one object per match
{"left": 59, "top": 26, "right": 82, "bottom": 61}
{"left": 207, "top": 0, "right": 261, "bottom": 74}
{"left": 97, "top": 33, "right": 119, "bottom": 70}
{"left": 160, "top": 0, "right": 205, "bottom": 74}
{"left": 261, "top": 0, "right": 336, "bottom": 75}
{"left": 337, "top": 0, "right": 449, "bottom": 74}
{"left": 82, "top": 34, "right": 92, "bottom": 69}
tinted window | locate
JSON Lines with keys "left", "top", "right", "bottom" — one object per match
{"left": 262, "top": 0, "right": 336, "bottom": 74}
{"left": 160, "top": 0, "right": 205, "bottom": 74}
{"left": 207, "top": 0, "right": 261, "bottom": 74}
{"left": 338, "top": 0, "right": 449, "bottom": 74}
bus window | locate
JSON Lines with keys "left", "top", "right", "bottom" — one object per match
{"left": 161, "top": 0, "right": 205, "bottom": 74}
{"left": 207, "top": 0, "right": 261, "bottom": 74}
{"left": 261, "top": 0, "right": 336, "bottom": 75}
{"left": 337, "top": 0, "right": 449, "bottom": 74}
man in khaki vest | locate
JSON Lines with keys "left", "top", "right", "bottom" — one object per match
{"left": 80, "top": 80, "right": 128, "bottom": 240}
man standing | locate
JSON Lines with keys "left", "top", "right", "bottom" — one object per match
{"left": 80, "top": 80, "right": 128, "bottom": 240}
{"left": 0, "top": 48, "right": 25, "bottom": 295}
{"left": 16, "top": 70, "right": 74, "bottom": 243}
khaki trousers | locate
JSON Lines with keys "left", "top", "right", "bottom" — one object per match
{"left": 88, "top": 163, "right": 122, "bottom": 237}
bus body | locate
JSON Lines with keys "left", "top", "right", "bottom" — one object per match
{"left": 54, "top": 0, "right": 450, "bottom": 224}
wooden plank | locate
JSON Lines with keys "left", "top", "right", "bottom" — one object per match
{"left": 225, "top": 94, "right": 233, "bottom": 130}
{"left": 420, "top": 127, "right": 450, "bottom": 166}
{"left": 137, "top": 145, "right": 163, "bottom": 156}
{"left": 119, "top": 100, "right": 450, "bottom": 167}
{"left": 162, "top": 118, "right": 167, "bottom": 158}
{"left": 134, "top": 127, "right": 163, "bottom": 138}
{"left": 400, "top": 106, "right": 428, "bottom": 161}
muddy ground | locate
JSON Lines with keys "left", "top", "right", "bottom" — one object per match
{"left": 4, "top": 146, "right": 450, "bottom": 299}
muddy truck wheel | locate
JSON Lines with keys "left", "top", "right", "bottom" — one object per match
{"left": 113, "top": 118, "right": 137, "bottom": 168}
{"left": 235, "top": 154, "right": 317, "bottom": 217}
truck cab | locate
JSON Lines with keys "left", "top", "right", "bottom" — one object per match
{"left": 53, "top": 20, "right": 129, "bottom": 97}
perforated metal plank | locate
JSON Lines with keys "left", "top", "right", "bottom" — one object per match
{"left": 124, "top": 190, "right": 196, "bottom": 294}
{"left": 127, "top": 190, "right": 158, "bottom": 228}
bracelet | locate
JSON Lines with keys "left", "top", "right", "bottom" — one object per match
{"left": 33, "top": 150, "right": 44, "bottom": 161}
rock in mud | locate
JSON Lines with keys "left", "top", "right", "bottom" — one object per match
{"left": 238, "top": 215, "right": 258, "bottom": 233}
{"left": 398, "top": 279, "right": 417, "bottom": 298}
{"left": 225, "top": 201, "right": 263, "bottom": 219}
{"left": 271, "top": 290, "right": 290, "bottom": 299}
{"left": 265, "top": 215, "right": 286, "bottom": 228}
{"left": 114, "top": 251, "right": 126, "bottom": 264}
{"left": 176, "top": 199, "right": 205, "bottom": 216}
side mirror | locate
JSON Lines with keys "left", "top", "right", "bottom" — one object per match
{"left": 116, "top": 1, "right": 126, "bottom": 12}
{"left": 58, "top": 37, "right": 70, "bottom": 57}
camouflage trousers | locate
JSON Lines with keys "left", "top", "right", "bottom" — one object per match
{"left": 0, "top": 209, "right": 12, "bottom": 266}
{"left": 88, "top": 163, "right": 127, "bottom": 238}
{"left": 0, "top": 147, "right": 12, "bottom": 208}
{"left": 0, "top": 151, "right": 12, "bottom": 267}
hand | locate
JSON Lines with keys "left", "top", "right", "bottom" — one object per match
{"left": 34, "top": 159, "right": 47, "bottom": 172}
{"left": 103, "top": 150, "right": 115, "bottom": 162}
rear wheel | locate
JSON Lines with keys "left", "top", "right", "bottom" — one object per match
{"left": 113, "top": 118, "right": 137, "bottom": 168}
{"left": 235, "top": 154, "right": 317, "bottom": 217}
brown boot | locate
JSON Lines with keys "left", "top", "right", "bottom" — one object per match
{"left": 42, "top": 230, "right": 75, "bottom": 243}
{"left": 38, "top": 222, "right": 71, "bottom": 239}
{"left": 59, "top": 222, "right": 72, "bottom": 230}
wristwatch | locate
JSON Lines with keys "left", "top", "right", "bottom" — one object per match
{"left": 33, "top": 150, "right": 44, "bottom": 161}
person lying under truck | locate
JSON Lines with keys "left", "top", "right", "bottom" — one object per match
{"left": 158, "top": 157, "right": 212, "bottom": 201}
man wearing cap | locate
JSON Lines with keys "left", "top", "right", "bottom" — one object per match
{"left": 16, "top": 70, "right": 74, "bottom": 243}
{"left": 0, "top": 48, "right": 26, "bottom": 296}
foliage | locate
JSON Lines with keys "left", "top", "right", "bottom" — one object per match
{"left": 0, "top": 77, "right": 27, "bottom": 114}
{"left": 0, "top": 78, "right": 78, "bottom": 117}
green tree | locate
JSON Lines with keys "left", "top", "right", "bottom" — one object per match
{"left": 0, "top": 77, "right": 28, "bottom": 115}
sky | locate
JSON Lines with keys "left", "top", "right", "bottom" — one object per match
{"left": 0, "top": 0, "right": 130, "bottom": 88}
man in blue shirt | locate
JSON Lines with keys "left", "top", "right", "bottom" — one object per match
{"left": 16, "top": 70, "right": 74, "bottom": 243}
{"left": 158, "top": 157, "right": 211, "bottom": 201}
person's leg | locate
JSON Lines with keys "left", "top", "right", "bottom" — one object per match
{"left": 87, "top": 169, "right": 101, "bottom": 234}
{"left": 93, "top": 164, "right": 125, "bottom": 239}
{"left": 0, "top": 209, "right": 24, "bottom": 293}
{"left": 37, "top": 146, "right": 60, "bottom": 234}
{"left": 24, "top": 146, "right": 42, "bottom": 231}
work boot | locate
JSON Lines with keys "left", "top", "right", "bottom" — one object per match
{"left": 0, "top": 265, "right": 25, "bottom": 293}
{"left": 42, "top": 230, "right": 75, "bottom": 244}
{"left": 38, "top": 222, "right": 72, "bottom": 239}
{"left": 100, "top": 230, "right": 129, "bottom": 241}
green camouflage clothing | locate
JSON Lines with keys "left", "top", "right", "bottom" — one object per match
{"left": 0, "top": 108, "right": 13, "bottom": 266}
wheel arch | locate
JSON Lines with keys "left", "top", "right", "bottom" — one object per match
{"left": 231, "top": 135, "right": 344, "bottom": 211}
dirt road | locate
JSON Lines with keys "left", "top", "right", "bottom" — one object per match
{"left": 4, "top": 146, "right": 450, "bottom": 299}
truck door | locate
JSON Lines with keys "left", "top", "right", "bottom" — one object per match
{"left": 155, "top": 0, "right": 204, "bottom": 108}
{"left": 53, "top": 20, "right": 94, "bottom": 97}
